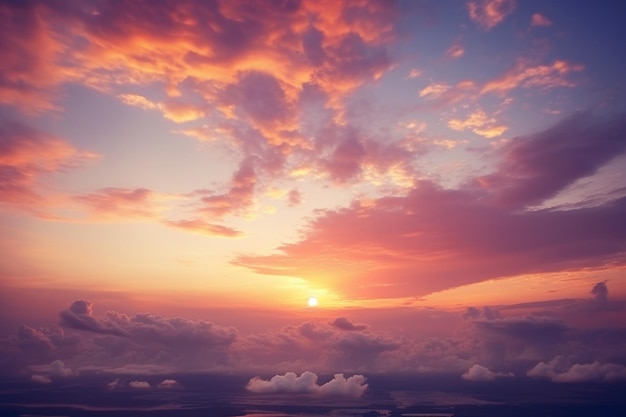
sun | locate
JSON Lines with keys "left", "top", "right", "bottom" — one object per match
{"left": 307, "top": 296, "right": 318, "bottom": 307}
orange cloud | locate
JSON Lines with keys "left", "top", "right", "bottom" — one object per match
{"left": 163, "top": 219, "right": 242, "bottom": 238}
{"left": 0, "top": 120, "right": 96, "bottom": 214}
{"left": 448, "top": 109, "right": 508, "bottom": 138}
{"left": 117, "top": 94, "right": 158, "bottom": 110}
{"left": 419, "top": 83, "right": 451, "bottom": 99}
{"left": 159, "top": 100, "right": 205, "bottom": 123}
{"left": 74, "top": 188, "right": 158, "bottom": 219}
{"left": 467, "top": 0, "right": 516, "bottom": 30}
{"left": 481, "top": 60, "right": 584, "bottom": 95}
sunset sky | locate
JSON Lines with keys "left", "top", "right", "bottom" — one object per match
{"left": 1, "top": 0, "right": 626, "bottom": 397}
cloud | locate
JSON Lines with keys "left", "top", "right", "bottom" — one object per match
{"left": 118, "top": 94, "right": 158, "bottom": 110}
{"left": 31, "top": 374, "right": 52, "bottom": 384}
{"left": 481, "top": 59, "right": 583, "bottom": 95}
{"left": 159, "top": 100, "right": 205, "bottom": 123}
{"left": 591, "top": 282, "right": 608, "bottom": 303}
{"left": 158, "top": 379, "right": 181, "bottom": 389}
{"left": 475, "top": 111, "right": 626, "bottom": 208}
{"left": 129, "top": 380, "right": 151, "bottom": 389}
{"left": 528, "top": 357, "right": 626, "bottom": 383}
{"left": 198, "top": 158, "right": 257, "bottom": 218}
{"left": 467, "top": 0, "right": 516, "bottom": 30}
{"left": 28, "top": 359, "right": 74, "bottom": 383}
{"left": 419, "top": 83, "right": 451, "bottom": 99}
{"left": 107, "top": 378, "right": 122, "bottom": 389}
{"left": 330, "top": 318, "right": 367, "bottom": 331}
{"left": 163, "top": 219, "right": 242, "bottom": 237}
{"left": 462, "top": 364, "right": 512, "bottom": 381}
{"left": 446, "top": 43, "right": 465, "bottom": 59}
{"left": 231, "top": 107, "right": 626, "bottom": 301}
{"left": 59, "top": 300, "right": 129, "bottom": 337}
{"left": 246, "top": 372, "right": 368, "bottom": 398}
{"left": 531, "top": 13, "right": 552, "bottom": 27}
{"left": 448, "top": 109, "right": 508, "bottom": 138}
{"left": 0, "top": 120, "right": 96, "bottom": 214}
{"left": 75, "top": 188, "right": 158, "bottom": 219}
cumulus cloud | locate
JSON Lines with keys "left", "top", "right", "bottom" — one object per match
{"left": 158, "top": 379, "right": 181, "bottom": 389}
{"left": 246, "top": 372, "right": 368, "bottom": 398}
{"left": 129, "top": 380, "right": 151, "bottom": 389}
{"left": 528, "top": 356, "right": 626, "bottom": 383}
{"left": 462, "top": 364, "right": 513, "bottom": 381}
{"left": 59, "top": 300, "right": 129, "bottom": 337}
{"left": 591, "top": 282, "right": 608, "bottom": 303}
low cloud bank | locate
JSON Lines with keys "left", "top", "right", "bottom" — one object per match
{"left": 462, "top": 364, "right": 513, "bottom": 381}
{"left": 246, "top": 371, "right": 368, "bottom": 398}
{"left": 528, "top": 356, "right": 626, "bottom": 382}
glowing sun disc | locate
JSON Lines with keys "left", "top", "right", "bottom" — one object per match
{"left": 307, "top": 296, "right": 318, "bottom": 307}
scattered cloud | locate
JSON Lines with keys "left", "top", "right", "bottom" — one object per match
{"left": 448, "top": 109, "right": 508, "bottom": 138}
{"left": 246, "top": 371, "right": 368, "bottom": 398}
{"left": 467, "top": 0, "right": 516, "bottom": 30}
{"left": 158, "top": 379, "right": 181, "bottom": 389}
{"left": 129, "top": 380, "right": 151, "bottom": 389}
{"left": 481, "top": 60, "right": 584, "bottom": 95}
{"left": 163, "top": 219, "right": 242, "bottom": 238}
{"left": 408, "top": 68, "right": 422, "bottom": 79}
{"left": 528, "top": 357, "right": 626, "bottom": 383}
{"left": 462, "top": 364, "right": 512, "bottom": 381}
{"left": 446, "top": 43, "right": 465, "bottom": 59}
{"left": 419, "top": 83, "right": 451, "bottom": 99}
{"left": 0, "top": 120, "right": 96, "bottom": 214}
{"left": 531, "top": 13, "right": 552, "bottom": 27}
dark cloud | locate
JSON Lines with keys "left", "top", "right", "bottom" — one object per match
{"left": 330, "top": 317, "right": 367, "bottom": 331}
{"left": 59, "top": 300, "right": 129, "bottom": 337}
{"left": 528, "top": 356, "right": 626, "bottom": 382}
{"left": 591, "top": 282, "right": 608, "bottom": 303}
{"left": 476, "top": 111, "right": 626, "bottom": 208}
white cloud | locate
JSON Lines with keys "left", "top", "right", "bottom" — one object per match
{"left": 129, "top": 380, "right": 151, "bottom": 389}
{"left": 528, "top": 357, "right": 626, "bottom": 383}
{"left": 462, "top": 364, "right": 513, "bottom": 381}
{"left": 246, "top": 371, "right": 368, "bottom": 398}
{"left": 158, "top": 379, "right": 181, "bottom": 388}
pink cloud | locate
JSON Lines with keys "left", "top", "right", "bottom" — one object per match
{"left": 163, "top": 219, "right": 242, "bottom": 238}
{"left": 531, "top": 13, "right": 552, "bottom": 27}
{"left": 246, "top": 371, "right": 368, "bottom": 398}
{"left": 481, "top": 59, "right": 584, "bottom": 95}
{"left": 129, "top": 380, "right": 151, "bottom": 389}
{"left": 75, "top": 188, "right": 157, "bottom": 219}
{"left": 198, "top": 158, "right": 257, "bottom": 217}
{"left": 235, "top": 113, "right": 626, "bottom": 300}
{"left": 467, "top": 0, "right": 516, "bottom": 30}
{"left": 446, "top": 43, "right": 465, "bottom": 59}
{"left": 448, "top": 109, "right": 508, "bottom": 138}
{"left": 462, "top": 364, "right": 512, "bottom": 381}
{"left": 0, "top": 120, "right": 96, "bottom": 214}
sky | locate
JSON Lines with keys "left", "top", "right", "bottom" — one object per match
{"left": 1, "top": 0, "right": 626, "bottom": 411}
